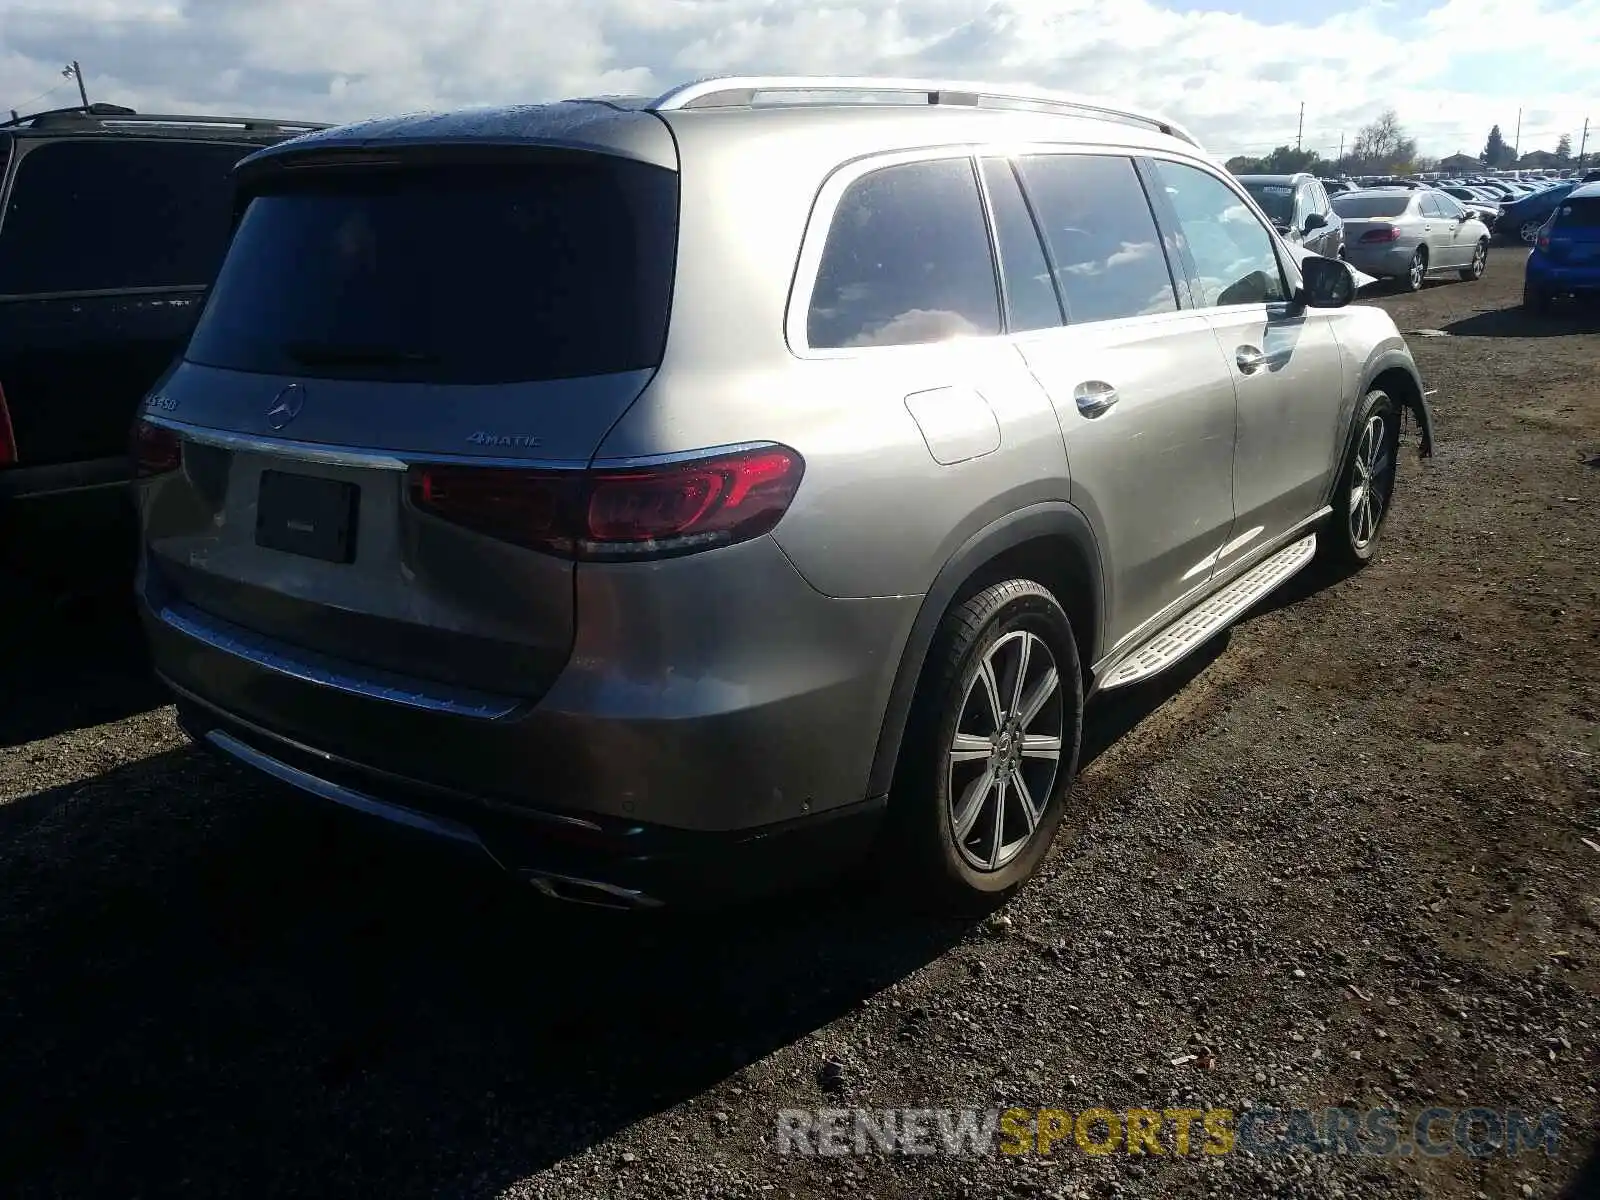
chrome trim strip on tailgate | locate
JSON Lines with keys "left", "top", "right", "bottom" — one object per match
{"left": 157, "top": 601, "right": 521, "bottom": 719}
{"left": 205, "top": 729, "right": 490, "bottom": 848}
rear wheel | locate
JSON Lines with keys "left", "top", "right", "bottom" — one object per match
{"left": 1320, "top": 388, "right": 1401, "bottom": 572}
{"left": 1459, "top": 239, "right": 1488, "bottom": 281}
{"left": 1518, "top": 219, "right": 1543, "bottom": 245}
{"left": 884, "top": 580, "right": 1083, "bottom": 911}
{"left": 1402, "top": 247, "right": 1428, "bottom": 292}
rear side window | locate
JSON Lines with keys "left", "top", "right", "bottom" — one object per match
{"left": 806, "top": 158, "right": 1001, "bottom": 350}
{"left": 185, "top": 158, "right": 678, "bottom": 384}
{"left": 0, "top": 138, "right": 249, "bottom": 295}
{"left": 1554, "top": 198, "right": 1600, "bottom": 227}
{"left": 1016, "top": 153, "right": 1178, "bottom": 324}
{"left": 979, "top": 157, "right": 1062, "bottom": 333}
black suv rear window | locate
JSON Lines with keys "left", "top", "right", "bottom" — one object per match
{"left": 0, "top": 138, "right": 250, "bottom": 295}
{"left": 184, "top": 158, "right": 679, "bottom": 384}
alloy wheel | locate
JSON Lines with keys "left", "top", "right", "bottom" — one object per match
{"left": 1470, "top": 242, "right": 1487, "bottom": 278}
{"left": 1519, "top": 220, "right": 1543, "bottom": 244}
{"left": 1408, "top": 251, "right": 1426, "bottom": 290}
{"left": 1349, "top": 413, "right": 1392, "bottom": 550}
{"left": 946, "top": 630, "right": 1066, "bottom": 873}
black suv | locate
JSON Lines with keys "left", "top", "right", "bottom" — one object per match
{"left": 0, "top": 103, "right": 324, "bottom": 585}
{"left": 1233, "top": 172, "right": 1346, "bottom": 260}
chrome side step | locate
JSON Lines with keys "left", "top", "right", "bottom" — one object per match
{"left": 1098, "top": 533, "right": 1318, "bottom": 691}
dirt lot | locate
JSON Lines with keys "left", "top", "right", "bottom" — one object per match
{"left": 2, "top": 253, "right": 1596, "bottom": 1199}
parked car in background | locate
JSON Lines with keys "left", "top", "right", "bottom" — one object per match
{"left": 0, "top": 102, "right": 325, "bottom": 589}
{"left": 1524, "top": 182, "right": 1600, "bottom": 312}
{"left": 1332, "top": 187, "right": 1491, "bottom": 290}
{"left": 1234, "top": 173, "right": 1345, "bottom": 258}
{"left": 1321, "top": 178, "right": 1357, "bottom": 195}
{"left": 1436, "top": 186, "right": 1500, "bottom": 228}
{"left": 130, "top": 76, "right": 1433, "bottom": 909}
{"left": 1498, "top": 179, "right": 1580, "bottom": 244}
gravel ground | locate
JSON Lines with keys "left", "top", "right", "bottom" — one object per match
{"left": 2, "top": 254, "right": 1596, "bottom": 1199}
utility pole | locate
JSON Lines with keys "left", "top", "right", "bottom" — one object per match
{"left": 1513, "top": 107, "right": 1522, "bottom": 162}
{"left": 1296, "top": 102, "right": 1305, "bottom": 152}
{"left": 1337, "top": 131, "right": 1344, "bottom": 164}
{"left": 1579, "top": 117, "right": 1590, "bottom": 167}
{"left": 66, "top": 61, "right": 88, "bottom": 108}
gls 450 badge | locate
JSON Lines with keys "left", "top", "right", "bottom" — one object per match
{"left": 467, "top": 431, "right": 542, "bottom": 449}
{"left": 145, "top": 393, "right": 179, "bottom": 412}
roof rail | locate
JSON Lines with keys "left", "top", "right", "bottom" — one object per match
{"left": 0, "top": 103, "right": 328, "bottom": 134}
{"left": 648, "top": 75, "right": 1201, "bottom": 148}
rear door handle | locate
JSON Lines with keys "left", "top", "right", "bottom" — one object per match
{"left": 1235, "top": 346, "right": 1267, "bottom": 374}
{"left": 1073, "top": 380, "right": 1119, "bottom": 418}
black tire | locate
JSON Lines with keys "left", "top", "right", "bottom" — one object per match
{"left": 883, "top": 579, "right": 1084, "bottom": 911}
{"left": 1518, "top": 219, "right": 1543, "bottom": 245}
{"left": 1401, "top": 246, "right": 1427, "bottom": 292}
{"left": 1459, "top": 239, "right": 1488, "bottom": 281}
{"left": 1320, "top": 388, "right": 1402, "bottom": 573}
{"left": 1523, "top": 281, "right": 1552, "bottom": 313}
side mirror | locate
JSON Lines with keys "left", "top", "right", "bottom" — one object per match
{"left": 1303, "top": 211, "right": 1328, "bottom": 232}
{"left": 1296, "top": 254, "right": 1355, "bottom": 309}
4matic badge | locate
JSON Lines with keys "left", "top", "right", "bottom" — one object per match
{"left": 467, "top": 431, "right": 543, "bottom": 449}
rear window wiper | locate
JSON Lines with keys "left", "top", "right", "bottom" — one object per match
{"left": 282, "top": 341, "right": 439, "bottom": 368}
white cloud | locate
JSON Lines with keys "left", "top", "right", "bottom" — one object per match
{"left": 1, "top": 0, "right": 1593, "bottom": 162}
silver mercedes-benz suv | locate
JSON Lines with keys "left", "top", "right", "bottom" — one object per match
{"left": 132, "top": 76, "right": 1434, "bottom": 910}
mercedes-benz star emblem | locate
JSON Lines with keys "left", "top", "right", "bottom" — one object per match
{"left": 266, "top": 384, "right": 306, "bottom": 431}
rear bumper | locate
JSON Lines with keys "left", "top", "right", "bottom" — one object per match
{"left": 1342, "top": 244, "right": 1416, "bottom": 278}
{"left": 138, "top": 531, "right": 918, "bottom": 835}
{"left": 1526, "top": 262, "right": 1600, "bottom": 293}
{"left": 172, "top": 685, "right": 887, "bottom": 907}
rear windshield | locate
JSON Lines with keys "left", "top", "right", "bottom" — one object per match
{"left": 1241, "top": 182, "right": 1294, "bottom": 226}
{"left": 1331, "top": 194, "right": 1411, "bottom": 218}
{"left": 1554, "top": 198, "right": 1600, "bottom": 227}
{"left": 184, "top": 158, "right": 678, "bottom": 384}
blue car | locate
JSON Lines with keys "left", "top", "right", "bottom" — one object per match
{"left": 1524, "top": 182, "right": 1600, "bottom": 312}
{"left": 1500, "top": 180, "right": 1578, "bottom": 245}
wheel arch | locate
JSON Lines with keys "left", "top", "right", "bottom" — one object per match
{"left": 865, "top": 502, "right": 1105, "bottom": 799}
{"left": 1342, "top": 351, "right": 1433, "bottom": 481}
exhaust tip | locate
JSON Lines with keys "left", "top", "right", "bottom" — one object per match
{"left": 521, "top": 870, "right": 664, "bottom": 910}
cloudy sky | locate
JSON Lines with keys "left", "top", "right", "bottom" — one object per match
{"left": 2, "top": 0, "right": 1594, "bottom": 162}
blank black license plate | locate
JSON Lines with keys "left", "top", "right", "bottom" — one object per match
{"left": 255, "top": 470, "right": 359, "bottom": 563}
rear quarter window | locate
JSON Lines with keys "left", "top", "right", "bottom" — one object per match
{"left": 805, "top": 157, "right": 1001, "bottom": 350}
{"left": 0, "top": 138, "right": 252, "bottom": 295}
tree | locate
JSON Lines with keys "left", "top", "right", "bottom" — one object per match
{"left": 1350, "top": 109, "right": 1417, "bottom": 173}
{"left": 1482, "top": 124, "right": 1513, "bottom": 167}
{"left": 1556, "top": 133, "right": 1573, "bottom": 161}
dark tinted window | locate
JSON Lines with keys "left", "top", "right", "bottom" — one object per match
{"left": 1241, "top": 180, "right": 1295, "bottom": 227}
{"left": 1331, "top": 194, "right": 1412, "bottom": 218}
{"left": 807, "top": 158, "right": 1000, "bottom": 349}
{"left": 980, "top": 158, "right": 1062, "bottom": 332}
{"left": 1016, "top": 154, "right": 1178, "bottom": 324}
{"left": 185, "top": 159, "right": 678, "bottom": 384}
{"left": 1554, "top": 197, "right": 1600, "bottom": 226}
{"left": 0, "top": 138, "right": 249, "bottom": 295}
{"left": 1149, "top": 159, "right": 1287, "bottom": 307}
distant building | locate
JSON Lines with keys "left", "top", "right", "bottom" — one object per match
{"left": 1516, "top": 149, "right": 1561, "bottom": 169}
{"left": 1438, "top": 153, "right": 1481, "bottom": 172}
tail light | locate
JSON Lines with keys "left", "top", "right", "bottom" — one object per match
{"left": 0, "top": 381, "right": 15, "bottom": 467}
{"left": 1359, "top": 226, "right": 1401, "bottom": 243}
{"left": 409, "top": 444, "right": 805, "bottom": 562}
{"left": 131, "top": 418, "right": 183, "bottom": 477}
